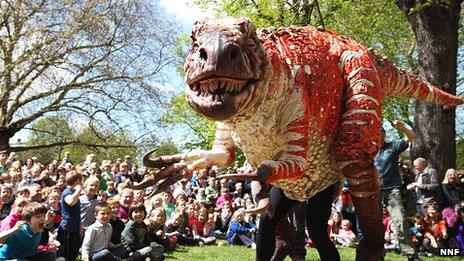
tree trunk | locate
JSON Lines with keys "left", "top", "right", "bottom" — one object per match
{"left": 0, "top": 129, "right": 14, "bottom": 151}
{"left": 396, "top": 1, "right": 462, "bottom": 179}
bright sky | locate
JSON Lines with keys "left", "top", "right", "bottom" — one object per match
{"left": 159, "top": 0, "right": 215, "bottom": 26}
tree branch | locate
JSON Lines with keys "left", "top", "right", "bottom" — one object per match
{"left": 10, "top": 140, "right": 135, "bottom": 152}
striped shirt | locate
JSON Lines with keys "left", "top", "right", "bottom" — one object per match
{"left": 81, "top": 220, "right": 114, "bottom": 260}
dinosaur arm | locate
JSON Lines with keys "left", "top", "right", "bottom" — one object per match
{"left": 183, "top": 121, "right": 235, "bottom": 171}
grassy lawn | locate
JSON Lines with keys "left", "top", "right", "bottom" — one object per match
{"left": 166, "top": 244, "right": 460, "bottom": 261}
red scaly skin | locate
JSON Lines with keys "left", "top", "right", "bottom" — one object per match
{"left": 143, "top": 17, "right": 464, "bottom": 260}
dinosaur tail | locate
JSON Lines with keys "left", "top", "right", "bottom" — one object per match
{"left": 373, "top": 51, "right": 464, "bottom": 106}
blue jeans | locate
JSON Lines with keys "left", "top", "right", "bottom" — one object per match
{"left": 90, "top": 249, "right": 121, "bottom": 261}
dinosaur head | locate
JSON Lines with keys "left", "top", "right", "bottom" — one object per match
{"left": 184, "top": 17, "right": 271, "bottom": 121}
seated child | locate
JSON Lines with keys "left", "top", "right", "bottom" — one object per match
{"left": 205, "top": 177, "right": 218, "bottom": 206}
{"left": 335, "top": 219, "right": 356, "bottom": 247}
{"left": 190, "top": 208, "right": 216, "bottom": 245}
{"left": 327, "top": 211, "right": 341, "bottom": 242}
{"left": 107, "top": 198, "right": 125, "bottom": 246}
{"left": 166, "top": 211, "right": 199, "bottom": 246}
{"left": 120, "top": 204, "right": 164, "bottom": 260}
{"left": 162, "top": 192, "right": 176, "bottom": 220}
{"left": 214, "top": 203, "right": 232, "bottom": 239}
{"left": 133, "top": 190, "right": 145, "bottom": 205}
{"left": 215, "top": 188, "right": 232, "bottom": 209}
{"left": 14, "top": 186, "right": 30, "bottom": 200}
{"left": 80, "top": 176, "right": 100, "bottom": 229}
{"left": 410, "top": 215, "right": 426, "bottom": 253}
{"left": 147, "top": 207, "right": 175, "bottom": 251}
{"left": 226, "top": 209, "right": 257, "bottom": 248}
{"left": 0, "top": 202, "right": 55, "bottom": 260}
{"left": 81, "top": 202, "right": 120, "bottom": 261}
{"left": 384, "top": 219, "right": 399, "bottom": 250}
{"left": 148, "top": 195, "right": 163, "bottom": 217}
{"left": 423, "top": 203, "right": 444, "bottom": 253}
{"left": 106, "top": 181, "right": 117, "bottom": 198}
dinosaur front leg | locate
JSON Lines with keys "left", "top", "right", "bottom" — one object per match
{"left": 136, "top": 122, "right": 235, "bottom": 191}
{"left": 336, "top": 49, "right": 384, "bottom": 261}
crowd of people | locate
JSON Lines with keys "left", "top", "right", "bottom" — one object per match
{"left": 0, "top": 138, "right": 463, "bottom": 260}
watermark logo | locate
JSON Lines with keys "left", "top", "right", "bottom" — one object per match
{"left": 439, "top": 248, "right": 461, "bottom": 256}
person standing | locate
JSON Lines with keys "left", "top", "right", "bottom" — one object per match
{"left": 374, "top": 120, "right": 418, "bottom": 260}
{"left": 408, "top": 157, "right": 443, "bottom": 215}
{"left": 57, "top": 171, "right": 82, "bottom": 261}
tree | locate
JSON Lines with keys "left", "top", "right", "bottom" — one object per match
{"left": 152, "top": 140, "right": 180, "bottom": 157}
{"left": 18, "top": 116, "right": 136, "bottom": 164}
{"left": 396, "top": 0, "right": 463, "bottom": 177}
{"left": 19, "top": 116, "right": 74, "bottom": 163}
{"left": 67, "top": 126, "right": 136, "bottom": 165}
{"left": 457, "top": 138, "right": 464, "bottom": 169}
{"left": 0, "top": 0, "right": 179, "bottom": 151}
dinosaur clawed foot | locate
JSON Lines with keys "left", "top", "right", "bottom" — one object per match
{"left": 134, "top": 150, "right": 190, "bottom": 192}
{"left": 142, "top": 149, "right": 185, "bottom": 169}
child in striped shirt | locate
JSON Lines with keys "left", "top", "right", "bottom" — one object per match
{"left": 81, "top": 202, "right": 120, "bottom": 261}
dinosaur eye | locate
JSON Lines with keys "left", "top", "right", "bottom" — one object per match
{"left": 246, "top": 40, "right": 256, "bottom": 50}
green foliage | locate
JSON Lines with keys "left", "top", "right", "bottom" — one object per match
{"left": 322, "top": 1, "right": 414, "bottom": 67}
{"left": 69, "top": 127, "right": 136, "bottom": 165}
{"left": 153, "top": 140, "right": 180, "bottom": 157}
{"left": 21, "top": 117, "right": 74, "bottom": 163}
{"left": 457, "top": 138, "right": 464, "bottom": 169}
{"left": 408, "top": 0, "right": 451, "bottom": 14}
{"left": 19, "top": 116, "right": 136, "bottom": 165}
{"left": 163, "top": 94, "right": 216, "bottom": 150}
{"left": 174, "top": 35, "right": 192, "bottom": 76}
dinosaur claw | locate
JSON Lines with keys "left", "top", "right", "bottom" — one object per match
{"left": 143, "top": 150, "right": 183, "bottom": 169}
{"left": 132, "top": 177, "right": 157, "bottom": 190}
{"left": 150, "top": 172, "right": 183, "bottom": 195}
{"left": 135, "top": 161, "right": 187, "bottom": 191}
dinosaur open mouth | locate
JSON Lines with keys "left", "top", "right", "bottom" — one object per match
{"left": 189, "top": 77, "right": 258, "bottom": 101}
{"left": 186, "top": 77, "right": 259, "bottom": 120}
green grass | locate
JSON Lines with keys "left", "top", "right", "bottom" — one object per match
{"left": 166, "top": 244, "right": 459, "bottom": 261}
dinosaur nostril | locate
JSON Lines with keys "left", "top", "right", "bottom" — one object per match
{"left": 199, "top": 48, "right": 207, "bottom": 61}
{"left": 230, "top": 46, "right": 239, "bottom": 61}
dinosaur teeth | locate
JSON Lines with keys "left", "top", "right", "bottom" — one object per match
{"left": 209, "top": 82, "right": 216, "bottom": 93}
{"left": 218, "top": 81, "right": 225, "bottom": 90}
{"left": 200, "top": 84, "right": 207, "bottom": 94}
{"left": 235, "top": 84, "right": 242, "bottom": 93}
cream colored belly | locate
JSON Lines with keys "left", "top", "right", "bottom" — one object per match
{"left": 232, "top": 125, "right": 341, "bottom": 201}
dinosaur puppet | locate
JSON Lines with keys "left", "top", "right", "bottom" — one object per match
{"left": 138, "top": 18, "right": 464, "bottom": 260}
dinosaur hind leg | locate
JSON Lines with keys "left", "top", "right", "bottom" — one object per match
{"left": 336, "top": 49, "right": 385, "bottom": 261}
{"left": 341, "top": 161, "right": 384, "bottom": 261}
